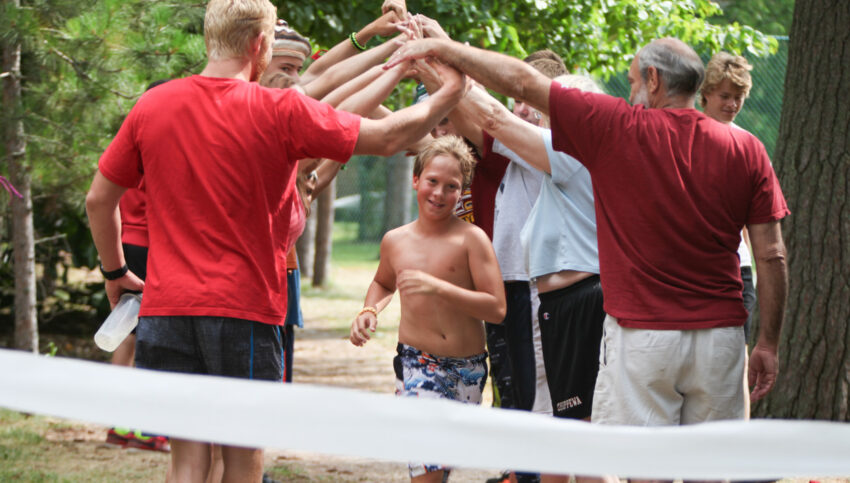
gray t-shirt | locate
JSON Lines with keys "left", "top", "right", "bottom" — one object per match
{"left": 491, "top": 139, "right": 543, "bottom": 281}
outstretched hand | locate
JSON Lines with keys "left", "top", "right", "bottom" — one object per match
{"left": 381, "top": 0, "right": 406, "bottom": 18}
{"left": 748, "top": 343, "right": 779, "bottom": 401}
{"left": 415, "top": 14, "right": 450, "bottom": 40}
{"left": 386, "top": 39, "right": 436, "bottom": 69}
{"left": 371, "top": 10, "right": 403, "bottom": 38}
{"left": 429, "top": 59, "right": 465, "bottom": 95}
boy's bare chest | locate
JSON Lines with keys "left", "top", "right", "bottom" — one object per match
{"left": 393, "top": 239, "right": 471, "bottom": 285}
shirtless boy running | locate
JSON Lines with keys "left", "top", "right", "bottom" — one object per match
{"left": 350, "top": 135, "right": 506, "bottom": 482}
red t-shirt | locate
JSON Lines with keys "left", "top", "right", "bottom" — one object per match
{"left": 549, "top": 82, "right": 789, "bottom": 330}
{"left": 119, "top": 181, "right": 147, "bottom": 247}
{"left": 471, "top": 133, "right": 510, "bottom": 240}
{"left": 99, "top": 76, "right": 360, "bottom": 325}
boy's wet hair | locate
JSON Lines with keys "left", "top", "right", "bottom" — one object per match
{"left": 414, "top": 135, "right": 477, "bottom": 189}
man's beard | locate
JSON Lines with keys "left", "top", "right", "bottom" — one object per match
{"left": 250, "top": 50, "right": 269, "bottom": 83}
{"left": 632, "top": 84, "right": 649, "bottom": 108}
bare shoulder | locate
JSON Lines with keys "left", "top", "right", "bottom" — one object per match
{"left": 380, "top": 222, "right": 416, "bottom": 250}
{"left": 453, "top": 218, "right": 490, "bottom": 247}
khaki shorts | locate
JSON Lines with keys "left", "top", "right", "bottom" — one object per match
{"left": 591, "top": 315, "right": 746, "bottom": 426}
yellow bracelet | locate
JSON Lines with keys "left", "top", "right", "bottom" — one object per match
{"left": 358, "top": 306, "right": 378, "bottom": 317}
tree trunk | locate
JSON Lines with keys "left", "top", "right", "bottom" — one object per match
{"left": 295, "top": 204, "right": 316, "bottom": 280}
{"left": 751, "top": 0, "right": 850, "bottom": 420}
{"left": 383, "top": 152, "right": 414, "bottom": 232}
{"left": 3, "top": 1, "right": 39, "bottom": 353}
{"left": 312, "top": 178, "right": 335, "bottom": 287}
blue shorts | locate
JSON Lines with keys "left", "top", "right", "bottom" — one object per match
{"left": 135, "top": 316, "right": 283, "bottom": 382}
{"left": 394, "top": 343, "right": 487, "bottom": 477}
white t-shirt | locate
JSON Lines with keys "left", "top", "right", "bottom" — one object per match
{"left": 731, "top": 123, "right": 753, "bottom": 268}
{"left": 491, "top": 139, "right": 543, "bottom": 281}
{"left": 520, "top": 128, "right": 598, "bottom": 279}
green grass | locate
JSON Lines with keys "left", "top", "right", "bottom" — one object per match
{"left": 331, "top": 221, "right": 380, "bottom": 267}
{"left": 0, "top": 408, "right": 169, "bottom": 482}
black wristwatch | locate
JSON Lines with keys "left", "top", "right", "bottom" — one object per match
{"left": 100, "top": 263, "right": 129, "bottom": 281}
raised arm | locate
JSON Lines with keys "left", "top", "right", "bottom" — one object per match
{"left": 300, "top": 10, "right": 401, "bottom": 86}
{"left": 396, "top": 227, "right": 506, "bottom": 323}
{"left": 456, "top": 86, "right": 550, "bottom": 173}
{"left": 746, "top": 219, "right": 788, "bottom": 401}
{"left": 85, "top": 171, "right": 145, "bottom": 306}
{"left": 388, "top": 38, "right": 552, "bottom": 117}
{"left": 354, "top": 61, "right": 465, "bottom": 157}
{"left": 301, "top": 37, "right": 403, "bottom": 100}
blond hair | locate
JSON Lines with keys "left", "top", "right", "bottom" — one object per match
{"left": 554, "top": 74, "right": 604, "bottom": 94}
{"left": 414, "top": 135, "right": 477, "bottom": 189}
{"left": 204, "top": 0, "right": 277, "bottom": 61}
{"left": 700, "top": 52, "right": 753, "bottom": 107}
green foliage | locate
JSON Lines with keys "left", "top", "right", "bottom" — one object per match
{"left": 276, "top": 0, "right": 778, "bottom": 79}
{"left": 1, "top": 0, "right": 781, "bottom": 328}
{"left": 713, "top": 0, "right": 793, "bottom": 36}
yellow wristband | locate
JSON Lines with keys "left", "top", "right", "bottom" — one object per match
{"left": 358, "top": 306, "right": 378, "bottom": 317}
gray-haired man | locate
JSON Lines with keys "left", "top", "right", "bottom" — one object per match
{"left": 388, "top": 38, "right": 789, "bottom": 435}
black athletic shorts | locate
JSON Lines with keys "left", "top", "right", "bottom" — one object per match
{"left": 538, "top": 275, "right": 604, "bottom": 420}
{"left": 136, "top": 316, "right": 284, "bottom": 382}
{"left": 122, "top": 243, "right": 147, "bottom": 335}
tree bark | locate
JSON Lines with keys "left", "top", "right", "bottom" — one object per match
{"left": 751, "top": 0, "right": 850, "bottom": 420}
{"left": 3, "top": 0, "right": 39, "bottom": 353}
{"left": 312, "top": 178, "right": 336, "bottom": 287}
{"left": 383, "top": 152, "right": 414, "bottom": 232}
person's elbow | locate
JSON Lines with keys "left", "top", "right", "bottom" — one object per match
{"left": 354, "top": 121, "right": 408, "bottom": 157}
{"left": 485, "top": 297, "right": 507, "bottom": 324}
{"left": 85, "top": 171, "right": 123, "bottom": 220}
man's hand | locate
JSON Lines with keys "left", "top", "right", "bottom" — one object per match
{"left": 386, "top": 38, "right": 438, "bottom": 69}
{"left": 413, "top": 58, "right": 443, "bottom": 92}
{"left": 396, "top": 269, "right": 444, "bottom": 296}
{"left": 381, "top": 0, "right": 406, "bottom": 17}
{"left": 105, "top": 271, "right": 145, "bottom": 308}
{"left": 748, "top": 343, "right": 779, "bottom": 401}
{"left": 429, "top": 59, "right": 465, "bottom": 98}
{"left": 415, "top": 14, "right": 450, "bottom": 40}
{"left": 350, "top": 311, "right": 378, "bottom": 346}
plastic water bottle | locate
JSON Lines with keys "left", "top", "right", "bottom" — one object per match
{"left": 94, "top": 293, "right": 142, "bottom": 352}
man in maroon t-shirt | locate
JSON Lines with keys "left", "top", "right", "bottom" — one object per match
{"left": 85, "top": 0, "right": 465, "bottom": 479}
{"left": 388, "top": 38, "right": 789, "bottom": 438}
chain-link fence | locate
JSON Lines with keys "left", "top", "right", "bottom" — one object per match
{"left": 330, "top": 38, "right": 789, "bottom": 248}
{"left": 603, "top": 38, "right": 788, "bottom": 157}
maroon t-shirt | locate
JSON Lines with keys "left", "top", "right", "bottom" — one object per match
{"left": 549, "top": 81, "right": 789, "bottom": 330}
{"left": 471, "top": 134, "right": 510, "bottom": 240}
{"left": 99, "top": 76, "right": 360, "bottom": 325}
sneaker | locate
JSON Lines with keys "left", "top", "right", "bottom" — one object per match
{"left": 105, "top": 427, "right": 133, "bottom": 447}
{"left": 126, "top": 430, "right": 171, "bottom": 452}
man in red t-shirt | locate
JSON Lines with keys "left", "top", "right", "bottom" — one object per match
{"left": 85, "top": 0, "right": 465, "bottom": 479}
{"left": 388, "top": 38, "right": 789, "bottom": 436}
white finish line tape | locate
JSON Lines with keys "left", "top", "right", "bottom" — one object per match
{"left": 1, "top": 348, "right": 848, "bottom": 479}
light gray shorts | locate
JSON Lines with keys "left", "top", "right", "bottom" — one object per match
{"left": 591, "top": 315, "right": 746, "bottom": 426}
